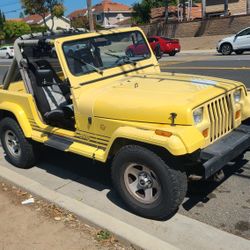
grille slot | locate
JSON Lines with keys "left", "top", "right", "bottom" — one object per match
{"left": 207, "top": 95, "right": 233, "bottom": 142}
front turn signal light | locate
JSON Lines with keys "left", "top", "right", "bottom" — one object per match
{"left": 202, "top": 128, "right": 209, "bottom": 138}
{"left": 235, "top": 110, "right": 241, "bottom": 119}
{"left": 155, "top": 130, "right": 172, "bottom": 137}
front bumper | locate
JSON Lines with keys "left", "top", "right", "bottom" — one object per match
{"left": 200, "top": 124, "right": 250, "bottom": 179}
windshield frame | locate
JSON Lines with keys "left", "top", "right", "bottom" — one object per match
{"left": 61, "top": 30, "right": 152, "bottom": 77}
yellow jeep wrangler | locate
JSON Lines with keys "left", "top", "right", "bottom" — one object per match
{"left": 1, "top": 27, "right": 250, "bottom": 219}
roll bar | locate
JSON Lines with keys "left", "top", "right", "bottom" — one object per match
{"left": 3, "top": 29, "right": 87, "bottom": 91}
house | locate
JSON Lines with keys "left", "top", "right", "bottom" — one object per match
{"left": 67, "top": 1, "right": 132, "bottom": 28}
{"left": 67, "top": 9, "right": 88, "bottom": 20}
{"left": 150, "top": 4, "right": 202, "bottom": 23}
{"left": 93, "top": 0, "right": 132, "bottom": 28}
{"left": 206, "top": 0, "right": 247, "bottom": 17}
{"left": 23, "top": 14, "right": 70, "bottom": 31}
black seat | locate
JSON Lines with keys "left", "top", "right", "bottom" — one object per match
{"left": 35, "top": 59, "right": 71, "bottom": 102}
{"left": 28, "top": 62, "right": 74, "bottom": 130}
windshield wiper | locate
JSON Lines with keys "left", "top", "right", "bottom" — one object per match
{"left": 69, "top": 54, "right": 103, "bottom": 75}
{"left": 104, "top": 52, "right": 137, "bottom": 66}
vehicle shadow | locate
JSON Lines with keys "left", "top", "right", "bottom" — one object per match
{"left": 182, "top": 158, "right": 249, "bottom": 211}
{"left": 35, "top": 147, "right": 132, "bottom": 213}
{"left": 28, "top": 146, "right": 250, "bottom": 220}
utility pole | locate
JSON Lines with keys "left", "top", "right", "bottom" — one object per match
{"left": 164, "top": 0, "right": 169, "bottom": 23}
{"left": 247, "top": 0, "right": 250, "bottom": 14}
{"left": 224, "top": 0, "right": 229, "bottom": 16}
{"left": 202, "top": 0, "right": 206, "bottom": 19}
{"left": 87, "top": 0, "right": 94, "bottom": 32}
{"left": 182, "top": 0, "right": 186, "bottom": 21}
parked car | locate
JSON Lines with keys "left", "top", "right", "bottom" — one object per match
{"left": 126, "top": 40, "right": 150, "bottom": 56}
{"left": 148, "top": 36, "right": 181, "bottom": 56}
{"left": 217, "top": 27, "right": 250, "bottom": 55}
{"left": 0, "top": 46, "right": 14, "bottom": 58}
{"left": 1, "top": 27, "right": 250, "bottom": 219}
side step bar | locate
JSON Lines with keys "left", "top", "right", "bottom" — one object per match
{"left": 44, "top": 134, "right": 73, "bottom": 151}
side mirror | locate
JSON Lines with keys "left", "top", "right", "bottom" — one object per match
{"left": 154, "top": 44, "right": 162, "bottom": 60}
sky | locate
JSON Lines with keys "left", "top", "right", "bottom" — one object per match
{"left": 0, "top": 0, "right": 138, "bottom": 19}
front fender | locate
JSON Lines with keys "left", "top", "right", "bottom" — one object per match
{"left": 0, "top": 102, "right": 32, "bottom": 138}
{"left": 105, "top": 125, "right": 205, "bottom": 160}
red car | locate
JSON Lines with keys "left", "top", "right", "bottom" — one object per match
{"left": 148, "top": 36, "right": 181, "bottom": 56}
{"left": 125, "top": 39, "right": 162, "bottom": 59}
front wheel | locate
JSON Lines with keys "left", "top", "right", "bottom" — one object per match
{"left": 221, "top": 43, "right": 232, "bottom": 55}
{"left": 6, "top": 53, "right": 11, "bottom": 59}
{"left": 0, "top": 117, "right": 37, "bottom": 168}
{"left": 112, "top": 145, "right": 187, "bottom": 219}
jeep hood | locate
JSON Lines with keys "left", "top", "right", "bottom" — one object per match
{"left": 92, "top": 73, "right": 243, "bottom": 125}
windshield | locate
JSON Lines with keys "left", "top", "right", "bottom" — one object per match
{"left": 62, "top": 31, "right": 151, "bottom": 76}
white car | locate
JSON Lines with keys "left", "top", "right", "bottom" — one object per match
{"left": 0, "top": 46, "right": 14, "bottom": 58}
{"left": 217, "top": 27, "right": 250, "bottom": 55}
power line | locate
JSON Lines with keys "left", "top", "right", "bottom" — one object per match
{"left": 4, "top": 8, "right": 22, "bottom": 14}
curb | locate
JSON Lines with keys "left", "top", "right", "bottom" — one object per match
{"left": 0, "top": 165, "right": 178, "bottom": 250}
{"left": 180, "top": 49, "right": 216, "bottom": 54}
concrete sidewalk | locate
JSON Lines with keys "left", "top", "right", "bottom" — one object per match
{"left": 180, "top": 49, "right": 216, "bottom": 54}
{"left": 0, "top": 147, "right": 249, "bottom": 250}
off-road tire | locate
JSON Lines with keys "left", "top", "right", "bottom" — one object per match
{"left": 111, "top": 145, "right": 186, "bottom": 219}
{"left": 0, "top": 117, "right": 37, "bottom": 168}
{"left": 221, "top": 43, "right": 232, "bottom": 55}
{"left": 175, "top": 169, "right": 187, "bottom": 205}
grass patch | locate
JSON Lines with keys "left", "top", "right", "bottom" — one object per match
{"left": 96, "top": 229, "right": 112, "bottom": 241}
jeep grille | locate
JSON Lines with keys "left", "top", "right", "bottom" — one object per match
{"left": 207, "top": 94, "right": 234, "bottom": 142}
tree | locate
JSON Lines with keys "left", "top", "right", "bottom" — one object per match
{"left": 19, "top": 12, "right": 25, "bottom": 18}
{"left": 70, "top": 16, "right": 89, "bottom": 29}
{"left": 87, "top": 0, "right": 94, "bottom": 31}
{"left": 21, "top": 0, "right": 65, "bottom": 31}
{"left": 132, "top": 0, "right": 176, "bottom": 24}
{"left": 0, "top": 10, "right": 6, "bottom": 30}
{"left": 0, "top": 10, "right": 6, "bottom": 41}
{"left": 3, "top": 21, "right": 31, "bottom": 39}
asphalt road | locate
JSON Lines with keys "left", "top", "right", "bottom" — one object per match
{"left": 0, "top": 54, "right": 250, "bottom": 240}
{"left": 0, "top": 59, "right": 10, "bottom": 84}
{"left": 160, "top": 52, "right": 250, "bottom": 87}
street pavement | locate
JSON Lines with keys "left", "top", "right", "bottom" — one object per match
{"left": 160, "top": 52, "right": 250, "bottom": 87}
{"left": 0, "top": 53, "right": 250, "bottom": 247}
{"left": 0, "top": 59, "right": 10, "bottom": 84}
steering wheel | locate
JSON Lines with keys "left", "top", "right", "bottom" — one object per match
{"left": 114, "top": 55, "right": 130, "bottom": 65}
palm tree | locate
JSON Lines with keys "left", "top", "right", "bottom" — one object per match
{"left": 87, "top": 0, "right": 94, "bottom": 31}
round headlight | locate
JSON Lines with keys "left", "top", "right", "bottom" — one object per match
{"left": 193, "top": 107, "right": 203, "bottom": 124}
{"left": 234, "top": 90, "right": 241, "bottom": 103}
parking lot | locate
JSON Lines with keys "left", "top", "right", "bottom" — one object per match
{"left": 0, "top": 52, "right": 250, "bottom": 241}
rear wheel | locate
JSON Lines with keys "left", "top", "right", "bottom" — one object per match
{"left": 221, "top": 43, "right": 232, "bottom": 55}
{"left": 0, "top": 117, "right": 37, "bottom": 168}
{"left": 169, "top": 51, "right": 176, "bottom": 56}
{"left": 235, "top": 50, "right": 244, "bottom": 55}
{"left": 112, "top": 145, "right": 187, "bottom": 219}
